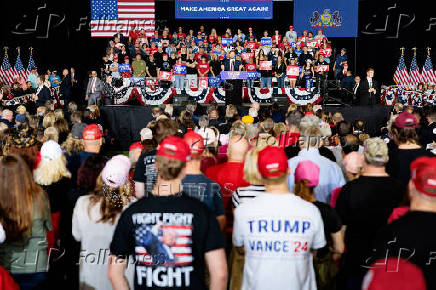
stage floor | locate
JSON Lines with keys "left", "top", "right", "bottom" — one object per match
{"left": 101, "top": 105, "right": 391, "bottom": 151}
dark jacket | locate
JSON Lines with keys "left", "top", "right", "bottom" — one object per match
{"left": 359, "top": 77, "right": 379, "bottom": 106}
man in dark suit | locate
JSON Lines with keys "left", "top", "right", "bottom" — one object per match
{"left": 359, "top": 68, "right": 379, "bottom": 106}
{"left": 221, "top": 51, "right": 244, "bottom": 105}
{"left": 221, "top": 50, "right": 243, "bottom": 72}
{"left": 352, "top": 75, "right": 361, "bottom": 104}
{"left": 33, "top": 75, "right": 52, "bottom": 107}
{"left": 60, "top": 69, "right": 72, "bottom": 105}
{"left": 113, "top": 29, "right": 126, "bottom": 44}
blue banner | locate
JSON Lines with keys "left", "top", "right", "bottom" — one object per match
{"left": 118, "top": 64, "right": 130, "bottom": 72}
{"left": 293, "top": 0, "right": 358, "bottom": 37}
{"left": 221, "top": 37, "right": 233, "bottom": 45}
{"left": 175, "top": 0, "right": 272, "bottom": 19}
{"left": 247, "top": 71, "right": 260, "bottom": 79}
{"left": 174, "top": 65, "right": 187, "bottom": 75}
{"left": 209, "top": 76, "right": 222, "bottom": 86}
{"left": 220, "top": 71, "right": 248, "bottom": 80}
{"left": 260, "top": 37, "right": 272, "bottom": 47}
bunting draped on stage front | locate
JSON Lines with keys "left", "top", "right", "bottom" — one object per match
{"left": 110, "top": 85, "right": 322, "bottom": 105}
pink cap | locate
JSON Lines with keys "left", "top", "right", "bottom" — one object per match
{"left": 102, "top": 155, "right": 131, "bottom": 188}
{"left": 342, "top": 152, "right": 364, "bottom": 174}
{"left": 294, "top": 160, "right": 320, "bottom": 187}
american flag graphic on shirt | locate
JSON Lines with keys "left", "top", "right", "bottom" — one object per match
{"left": 132, "top": 213, "right": 194, "bottom": 288}
{"left": 90, "top": 0, "right": 155, "bottom": 37}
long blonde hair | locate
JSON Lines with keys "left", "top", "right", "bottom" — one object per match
{"left": 34, "top": 155, "right": 72, "bottom": 185}
{"left": 0, "top": 155, "right": 48, "bottom": 242}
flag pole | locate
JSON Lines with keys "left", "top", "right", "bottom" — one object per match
{"left": 400, "top": 47, "right": 405, "bottom": 56}
{"left": 412, "top": 47, "right": 417, "bottom": 56}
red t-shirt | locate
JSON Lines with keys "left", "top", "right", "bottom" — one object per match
{"left": 208, "top": 35, "right": 217, "bottom": 43}
{"left": 197, "top": 62, "right": 210, "bottom": 76}
{"left": 194, "top": 53, "right": 208, "bottom": 62}
{"left": 245, "top": 41, "right": 258, "bottom": 50}
{"left": 129, "top": 30, "right": 140, "bottom": 43}
{"left": 177, "top": 33, "right": 186, "bottom": 39}
{"left": 245, "top": 63, "right": 257, "bottom": 71}
{"left": 205, "top": 162, "right": 250, "bottom": 232}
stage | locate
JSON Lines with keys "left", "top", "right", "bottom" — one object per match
{"left": 101, "top": 105, "right": 391, "bottom": 151}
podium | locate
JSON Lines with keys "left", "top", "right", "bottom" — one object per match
{"left": 220, "top": 71, "right": 248, "bottom": 105}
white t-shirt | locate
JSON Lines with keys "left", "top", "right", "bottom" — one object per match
{"left": 233, "top": 193, "right": 326, "bottom": 290}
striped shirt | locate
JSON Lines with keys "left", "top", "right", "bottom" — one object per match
{"left": 232, "top": 185, "right": 265, "bottom": 208}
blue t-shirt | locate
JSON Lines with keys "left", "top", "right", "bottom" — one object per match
{"left": 49, "top": 75, "right": 61, "bottom": 88}
{"left": 182, "top": 174, "right": 225, "bottom": 216}
{"left": 335, "top": 54, "right": 348, "bottom": 70}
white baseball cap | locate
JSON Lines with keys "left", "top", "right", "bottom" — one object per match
{"left": 41, "top": 140, "right": 63, "bottom": 161}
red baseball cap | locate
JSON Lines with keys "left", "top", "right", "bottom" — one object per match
{"left": 248, "top": 27, "right": 253, "bottom": 31}
{"left": 289, "top": 25, "right": 294, "bottom": 29}
{"left": 82, "top": 124, "right": 103, "bottom": 141}
{"left": 129, "top": 141, "right": 145, "bottom": 151}
{"left": 124, "top": 56, "right": 129, "bottom": 60}
{"left": 394, "top": 112, "right": 418, "bottom": 129}
{"left": 183, "top": 130, "right": 205, "bottom": 158}
{"left": 362, "top": 258, "right": 426, "bottom": 290}
{"left": 157, "top": 136, "right": 190, "bottom": 162}
{"left": 410, "top": 156, "right": 436, "bottom": 196}
{"left": 258, "top": 146, "right": 288, "bottom": 178}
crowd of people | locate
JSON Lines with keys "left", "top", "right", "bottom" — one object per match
{"left": 1, "top": 95, "right": 436, "bottom": 289}
{"left": 99, "top": 26, "right": 343, "bottom": 90}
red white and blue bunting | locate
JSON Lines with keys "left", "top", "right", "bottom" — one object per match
{"left": 110, "top": 86, "right": 321, "bottom": 106}
{"left": 381, "top": 86, "right": 435, "bottom": 107}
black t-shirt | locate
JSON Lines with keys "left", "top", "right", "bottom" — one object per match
{"left": 186, "top": 59, "right": 197, "bottom": 75}
{"left": 160, "top": 60, "right": 172, "bottom": 72}
{"left": 298, "top": 52, "right": 313, "bottom": 66}
{"left": 313, "top": 201, "right": 342, "bottom": 257}
{"left": 133, "top": 150, "right": 158, "bottom": 193}
{"left": 386, "top": 147, "right": 433, "bottom": 189}
{"left": 372, "top": 211, "right": 436, "bottom": 289}
{"left": 42, "top": 178, "right": 73, "bottom": 213}
{"left": 110, "top": 193, "right": 225, "bottom": 290}
{"left": 146, "top": 60, "right": 158, "bottom": 77}
{"left": 419, "top": 122, "right": 436, "bottom": 148}
{"left": 209, "top": 60, "right": 222, "bottom": 76}
{"left": 335, "top": 176, "right": 405, "bottom": 273}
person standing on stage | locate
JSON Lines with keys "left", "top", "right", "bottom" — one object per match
{"left": 358, "top": 68, "right": 378, "bottom": 106}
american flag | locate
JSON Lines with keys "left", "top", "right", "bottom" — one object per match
{"left": 90, "top": 0, "right": 155, "bottom": 37}
{"left": 0, "top": 53, "right": 15, "bottom": 85}
{"left": 409, "top": 54, "right": 423, "bottom": 87}
{"left": 422, "top": 53, "right": 436, "bottom": 85}
{"left": 135, "top": 224, "right": 193, "bottom": 266}
{"left": 393, "top": 54, "right": 410, "bottom": 88}
{"left": 14, "top": 53, "right": 30, "bottom": 81}
{"left": 27, "top": 53, "right": 37, "bottom": 71}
